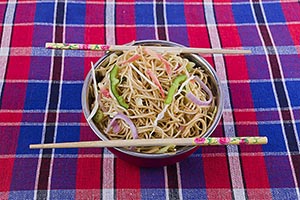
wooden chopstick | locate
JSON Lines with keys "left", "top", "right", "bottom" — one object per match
{"left": 30, "top": 137, "right": 267, "bottom": 149}
{"left": 45, "top": 42, "right": 252, "bottom": 55}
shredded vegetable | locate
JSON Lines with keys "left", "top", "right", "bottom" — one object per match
{"left": 146, "top": 69, "right": 165, "bottom": 98}
{"left": 106, "top": 113, "right": 138, "bottom": 139}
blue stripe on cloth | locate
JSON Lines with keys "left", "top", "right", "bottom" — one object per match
{"left": 49, "top": 190, "right": 76, "bottom": 199}
{"left": 179, "top": 157, "right": 206, "bottom": 189}
{"left": 60, "top": 83, "right": 82, "bottom": 110}
{"left": 232, "top": 4, "right": 255, "bottom": 24}
{"left": 168, "top": 27, "right": 189, "bottom": 47}
{"left": 265, "top": 155, "right": 297, "bottom": 188}
{"left": 8, "top": 191, "right": 34, "bottom": 200}
{"left": 141, "top": 189, "right": 166, "bottom": 200}
{"left": 258, "top": 124, "right": 287, "bottom": 152}
{"left": 271, "top": 188, "right": 299, "bottom": 200}
{"left": 297, "top": 123, "right": 300, "bottom": 139}
{"left": 10, "top": 158, "right": 39, "bottom": 190}
{"left": 28, "top": 56, "right": 51, "bottom": 80}
{"left": 135, "top": 4, "right": 154, "bottom": 25}
{"left": 24, "top": 83, "right": 48, "bottom": 109}
{"left": 166, "top": 4, "right": 186, "bottom": 25}
{"left": 34, "top": 3, "right": 55, "bottom": 23}
{"left": 140, "top": 167, "right": 165, "bottom": 188}
{"left": 136, "top": 27, "right": 156, "bottom": 40}
{"left": 280, "top": 55, "right": 300, "bottom": 78}
{"left": 63, "top": 57, "right": 85, "bottom": 81}
{"left": 182, "top": 189, "right": 207, "bottom": 200}
{"left": 235, "top": 25, "right": 263, "bottom": 46}
{"left": 17, "top": 125, "right": 43, "bottom": 154}
{"left": 32, "top": 25, "right": 53, "bottom": 47}
{"left": 268, "top": 25, "right": 295, "bottom": 46}
{"left": 262, "top": 3, "right": 286, "bottom": 23}
{"left": 66, "top": 27, "right": 85, "bottom": 43}
{"left": 245, "top": 55, "right": 271, "bottom": 79}
{"left": 66, "top": 3, "right": 86, "bottom": 25}
{"left": 250, "top": 82, "right": 277, "bottom": 108}
{"left": 51, "top": 158, "right": 78, "bottom": 190}
{"left": 286, "top": 80, "right": 300, "bottom": 107}
{"left": 55, "top": 126, "right": 80, "bottom": 154}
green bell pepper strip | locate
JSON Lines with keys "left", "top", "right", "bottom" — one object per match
{"left": 110, "top": 65, "right": 129, "bottom": 109}
{"left": 93, "top": 108, "right": 104, "bottom": 123}
{"left": 164, "top": 74, "right": 187, "bottom": 105}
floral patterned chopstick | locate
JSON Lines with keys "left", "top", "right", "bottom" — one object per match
{"left": 45, "top": 42, "right": 251, "bottom": 55}
{"left": 30, "top": 137, "right": 267, "bottom": 149}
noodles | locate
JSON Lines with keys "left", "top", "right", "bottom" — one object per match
{"left": 89, "top": 46, "right": 217, "bottom": 153}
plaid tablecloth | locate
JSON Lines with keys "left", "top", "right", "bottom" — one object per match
{"left": 1, "top": 0, "right": 300, "bottom": 199}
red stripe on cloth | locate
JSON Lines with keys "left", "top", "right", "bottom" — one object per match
{"left": 233, "top": 110, "right": 257, "bottom": 122}
{"left": 237, "top": 125, "right": 264, "bottom": 153}
{"left": 217, "top": 25, "right": 242, "bottom": 48}
{"left": 115, "top": 159, "right": 141, "bottom": 199}
{"left": 214, "top": 4, "right": 235, "bottom": 24}
{"left": 14, "top": 3, "right": 36, "bottom": 23}
{"left": 281, "top": 2, "right": 300, "bottom": 48}
{"left": 206, "top": 189, "right": 233, "bottom": 200}
{"left": 76, "top": 157, "right": 102, "bottom": 189}
{"left": 85, "top": 3, "right": 105, "bottom": 25}
{"left": 240, "top": 155, "right": 271, "bottom": 189}
{"left": 78, "top": 120, "right": 102, "bottom": 155}
{"left": 0, "top": 111, "right": 22, "bottom": 123}
{"left": 184, "top": 2, "right": 210, "bottom": 48}
{"left": 284, "top": 24, "right": 300, "bottom": 53}
{"left": 186, "top": 27, "right": 211, "bottom": 49}
{"left": 228, "top": 83, "right": 254, "bottom": 109}
{"left": 184, "top": 3, "right": 206, "bottom": 25}
{"left": 116, "top": 27, "right": 136, "bottom": 45}
{"left": 202, "top": 155, "right": 232, "bottom": 190}
{"left": 115, "top": 158, "right": 141, "bottom": 189}
{"left": 280, "top": 2, "right": 300, "bottom": 22}
{"left": 247, "top": 189, "right": 272, "bottom": 200}
{"left": 5, "top": 56, "right": 31, "bottom": 80}
{"left": 11, "top": 25, "right": 33, "bottom": 47}
{"left": 0, "top": 158, "right": 14, "bottom": 192}
{"left": 1, "top": 83, "right": 27, "bottom": 109}
{"left": 224, "top": 56, "right": 249, "bottom": 81}
{"left": 115, "top": 0, "right": 136, "bottom": 45}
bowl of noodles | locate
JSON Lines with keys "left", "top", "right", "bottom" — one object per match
{"left": 82, "top": 40, "right": 223, "bottom": 167}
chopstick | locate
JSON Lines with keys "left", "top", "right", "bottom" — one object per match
{"left": 45, "top": 42, "right": 251, "bottom": 55}
{"left": 30, "top": 137, "right": 267, "bottom": 149}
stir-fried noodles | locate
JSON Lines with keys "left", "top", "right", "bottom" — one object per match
{"left": 88, "top": 46, "right": 217, "bottom": 153}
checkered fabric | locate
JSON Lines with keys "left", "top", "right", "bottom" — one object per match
{"left": 0, "top": 0, "right": 299, "bottom": 199}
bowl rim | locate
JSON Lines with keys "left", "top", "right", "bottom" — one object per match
{"left": 81, "top": 39, "right": 224, "bottom": 159}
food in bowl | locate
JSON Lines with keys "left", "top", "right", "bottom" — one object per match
{"left": 84, "top": 42, "right": 220, "bottom": 155}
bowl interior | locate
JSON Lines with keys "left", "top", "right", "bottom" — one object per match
{"left": 82, "top": 40, "right": 223, "bottom": 159}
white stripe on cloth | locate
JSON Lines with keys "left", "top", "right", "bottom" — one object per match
{"left": 47, "top": 1, "right": 67, "bottom": 199}
{"left": 0, "top": 0, "right": 17, "bottom": 97}
{"left": 204, "top": 1, "right": 246, "bottom": 200}
{"left": 250, "top": 2, "right": 300, "bottom": 198}
{"left": 102, "top": 1, "right": 116, "bottom": 200}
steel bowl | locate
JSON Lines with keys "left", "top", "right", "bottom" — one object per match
{"left": 82, "top": 40, "right": 223, "bottom": 167}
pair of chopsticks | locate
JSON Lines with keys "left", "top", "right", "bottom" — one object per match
{"left": 34, "top": 43, "right": 257, "bottom": 150}
{"left": 45, "top": 42, "right": 251, "bottom": 55}
{"left": 30, "top": 137, "right": 267, "bottom": 149}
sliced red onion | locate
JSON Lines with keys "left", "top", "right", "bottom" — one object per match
{"left": 111, "top": 120, "right": 121, "bottom": 133}
{"left": 186, "top": 76, "right": 213, "bottom": 106}
{"left": 106, "top": 113, "right": 138, "bottom": 139}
